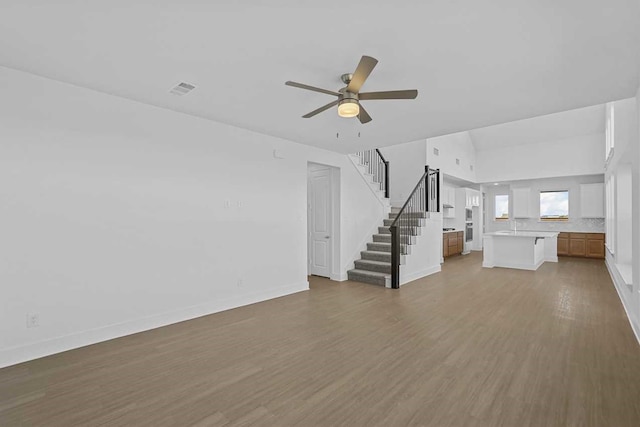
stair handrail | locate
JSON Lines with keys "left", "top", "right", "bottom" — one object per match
{"left": 354, "top": 149, "right": 390, "bottom": 199}
{"left": 389, "top": 165, "right": 440, "bottom": 289}
{"left": 374, "top": 149, "right": 390, "bottom": 199}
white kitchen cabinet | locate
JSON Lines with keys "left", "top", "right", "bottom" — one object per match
{"left": 512, "top": 188, "right": 531, "bottom": 218}
{"left": 580, "top": 183, "right": 604, "bottom": 218}
{"left": 465, "top": 189, "right": 480, "bottom": 207}
{"left": 442, "top": 186, "right": 456, "bottom": 218}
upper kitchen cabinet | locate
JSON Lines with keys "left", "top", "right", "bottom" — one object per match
{"left": 465, "top": 189, "right": 480, "bottom": 207}
{"left": 580, "top": 183, "right": 604, "bottom": 218}
{"left": 512, "top": 188, "right": 531, "bottom": 218}
{"left": 442, "top": 186, "right": 456, "bottom": 218}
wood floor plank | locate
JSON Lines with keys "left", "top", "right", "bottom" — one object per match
{"left": 1, "top": 252, "right": 639, "bottom": 426}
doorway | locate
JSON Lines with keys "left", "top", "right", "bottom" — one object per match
{"left": 307, "top": 163, "right": 340, "bottom": 279}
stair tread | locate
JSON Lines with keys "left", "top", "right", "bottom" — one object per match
{"left": 347, "top": 269, "right": 391, "bottom": 278}
{"left": 355, "top": 259, "right": 391, "bottom": 266}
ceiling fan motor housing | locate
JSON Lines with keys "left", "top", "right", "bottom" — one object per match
{"left": 340, "top": 73, "right": 353, "bottom": 84}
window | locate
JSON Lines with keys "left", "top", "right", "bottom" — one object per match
{"left": 606, "top": 176, "right": 615, "bottom": 253}
{"left": 495, "top": 194, "right": 509, "bottom": 220}
{"left": 605, "top": 103, "right": 615, "bottom": 161}
{"left": 540, "top": 191, "right": 569, "bottom": 220}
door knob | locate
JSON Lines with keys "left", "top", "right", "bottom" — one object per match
{"left": 324, "top": 236, "right": 330, "bottom": 239}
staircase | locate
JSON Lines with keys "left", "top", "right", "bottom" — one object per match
{"left": 347, "top": 207, "right": 426, "bottom": 287}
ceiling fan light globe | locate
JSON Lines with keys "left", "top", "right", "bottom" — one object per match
{"left": 338, "top": 99, "right": 360, "bottom": 118}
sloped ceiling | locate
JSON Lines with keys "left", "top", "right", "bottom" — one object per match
{"left": 0, "top": 0, "right": 638, "bottom": 153}
{"left": 469, "top": 104, "right": 606, "bottom": 150}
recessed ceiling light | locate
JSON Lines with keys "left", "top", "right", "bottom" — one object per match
{"left": 494, "top": 183, "right": 499, "bottom": 185}
{"left": 169, "top": 82, "right": 196, "bottom": 96}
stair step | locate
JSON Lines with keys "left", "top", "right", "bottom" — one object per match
{"left": 354, "top": 259, "right": 392, "bottom": 274}
{"left": 361, "top": 250, "right": 407, "bottom": 264}
{"left": 373, "top": 234, "right": 391, "bottom": 243}
{"left": 367, "top": 242, "right": 390, "bottom": 252}
{"left": 391, "top": 207, "right": 402, "bottom": 214}
{"left": 388, "top": 211, "right": 428, "bottom": 219}
{"left": 361, "top": 250, "right": 390, "bottom": 262}
{"left": 383, "top": 218, "right": 425, "bottom": 227}
{"left": 366, "top": 242, "right": 411, "bottom": 254}
{"left": 378, "top": 226, "right": 421, "bottom": 236}
{"left": 378, "top": 226, "right": 391, "bottom": 234}
{"left": 347, "top": 269, "right": 390, "bottom": 287}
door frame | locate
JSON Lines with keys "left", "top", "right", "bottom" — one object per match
{"left": 307, "top": 162, "right": 341, "bottom": 281}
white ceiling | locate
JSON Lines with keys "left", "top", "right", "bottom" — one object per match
{"left": 0, "top": 1, "right": 638, "bottom": 154}
{"left": 469, "top": 104, "right": 606, "bottom": 150}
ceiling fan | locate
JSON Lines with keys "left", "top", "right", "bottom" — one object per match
{"left": 285, "top": 55, "right": 418, "bottom": 124}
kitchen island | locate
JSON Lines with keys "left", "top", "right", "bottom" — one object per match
{"left": 483, "top": 230, "right": 559, "bottom": 270}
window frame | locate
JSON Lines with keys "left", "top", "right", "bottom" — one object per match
{"left": 539, "top": 190, "right": 569, "bottom": 221}
{"left": 494, "top": 194, "right": 509, "bottom": 221}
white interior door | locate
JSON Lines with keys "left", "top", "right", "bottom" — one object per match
{"left": 308, "top": 167, "right": 333, "bottom": 278}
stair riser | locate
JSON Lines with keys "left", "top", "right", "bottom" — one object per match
{"left": 360, "top": 251, "right": 406, "bottom": 264}
{"left": 373, "top": 234, "right": 415, "bottom": 245}
{"left": 367, "top": 242, "right": 390, "bottom": 252}
{"left": 347, "top": 272, "right": 387, "bottom": 287}
{"left": 361, "top": 251, "right": 391, "bottom": 262}
{"left": 378, "top": 227, "right": 422, "bottom": 236}
{"left": 388, "top": 212, "right": 427, "bottom": 219}
{"left": 354, "top": 261, "right": 391, "bottom": 274}
{"left": 383, "top": 219, "right": 425, "bottom": 227}
{"left": 378, "top": 226, "right": 421, "bottom": 236}
{"left": 366, "top": 242, "right": 411, "bottom": 255}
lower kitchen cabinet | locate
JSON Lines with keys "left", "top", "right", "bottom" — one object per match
{"left": 569, "top": 233, "right": 587, "bottom": 257}
{"left": 557, "top": 233, "right": 569, "bottom": 256}
{"left": 443, "top": 231, "right": 463, "bottom": 258}
{"left": 558, "top": 232, "right": 604, "bottom": 259}
{"left": 586, "top": 233, "right": 605, "bottom": 258}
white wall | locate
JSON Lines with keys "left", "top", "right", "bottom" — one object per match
{"left": 475, "top": 133, "right": 605, "bottom": 183}
{"left": 426, "top": 131, "right": 477, "bottom": 182}
{"left": 379, "top": 140, "right": 426, "bottom": 207}
{"left": 400, "top": 215, "right": 442, "bottom": 285}
{"left": 0, "top": 66, "right": 385, "bottom": 367}
{"left": 604, "top": 96, "right": 640, "bottom": 343}
{"left": 482, "top": 175, "right": 605, "bottom": 234}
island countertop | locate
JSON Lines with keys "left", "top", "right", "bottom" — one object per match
{"left": 485, "top": 230, "right": 559, "bottom": 238}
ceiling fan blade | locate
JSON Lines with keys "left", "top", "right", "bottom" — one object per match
{"left": 358, "top": 104, "right": 372, "bottom": 124}
{"left": 346, "top": 56, "right": 378, "bottom": 93}
{"left": 359, "top": 90, "right": 418, "bottom": 100}
{"left": 302, "top": 99, "right": 340, "bottom": 118}
{"left": 285, "top": 81, "right": 340, "bottom": 97}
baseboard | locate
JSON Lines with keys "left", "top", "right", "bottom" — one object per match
{"left": 0, "top": 281, "right": 309, "bottom": 369}
{"left": 482, "top": 260, "right": 542, "bottom": 271}
{"left": 331, "top": 272, "right": 349, "bottom": 281}
{"left": 400, "top": 264, "right": 441, "bottom": 286}
{"left": 605, "top": 259, "right": 640, "bottom": 346}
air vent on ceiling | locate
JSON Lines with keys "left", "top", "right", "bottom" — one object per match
{"left": 433, "top": 147, "right": 439, "bottom": 156}
{"left": 170, "top": 82, "right": 196, "bottom": 96}
{"left": 470, "top": 165, "right": 474, "bottom": 171}
{"left": 456, "top": 158, "right": 460, "bottom": 165}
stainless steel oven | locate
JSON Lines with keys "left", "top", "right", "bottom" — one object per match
{"left": 465, "top": 208, "right": 472, "bottom": 221}
{"left": 465, "top": 223, "right": 473, "bottom": 242}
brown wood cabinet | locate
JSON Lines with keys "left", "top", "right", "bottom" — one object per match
{"left": 558, "top": 232, "right": 604, "bottom": 259}
{"left": 557, "top": 232, "right": 569, "bottom": 256}
{"left": 443, "top": 231, "right": 463, "bottom": 258}
{"left": 586, "top": 233, "right": 605, "bottom": 258}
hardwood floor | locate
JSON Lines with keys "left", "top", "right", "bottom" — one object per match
{"left": 1, "top": 252, "right": 639, "bottom": 426}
